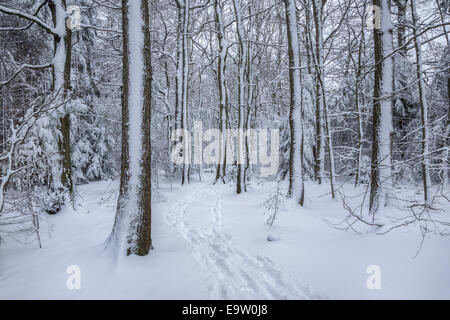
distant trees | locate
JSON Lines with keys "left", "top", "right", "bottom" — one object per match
{"left": 1, "top": 0, "right": 449, "bottom": 246}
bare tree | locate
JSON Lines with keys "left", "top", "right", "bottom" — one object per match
{"left": 232, "top": 0, "right": 247, "bottom": 194}
{"left": 369, "top": 0, "right": 394, "bottom": 218}
{"left": 214, "top": 0, "right": 228, "bottom": 184}
{"left": 107, "top": 0, "right": 153, "bottom": 256}
{"left": 410, "top": 0, "right": 431, "bottom": 203}
{"left": 284, "top": 0, "right": 305, "bottom": 205}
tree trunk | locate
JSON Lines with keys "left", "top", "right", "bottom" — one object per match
{"left": 354, "top": 0, "right": 368, "bottom": 187}
{"left": 49, "top": 0, "right": 74, "bottom": 208}
{"left": 284, "top": 0, "right": 305, "bottom": 205}
{"left": 393, "top": 0, "right": 407, "bottom": 56}
{"left": 442, "top": 89, "right": 450, "bottom": 185}
{"left": 108, "top": 0, "right": 152, "bottom": 257}
{"left": 232, "top": 0, "right": 246, "bottom": 194}
{"left": 243, "top": 4, "right": 254, "bottom": 192}
{"left": 410, "top": 0, "right": 431, "bottom": 202}
{"left": 60, "top": 7, "right": 74, "bottom": 204}
{"left": 312, "top": 0, "right": 334, "bottom": 198}
{"left": 181, "top": 0, "right": 190, "bottom": 185}
{"left": 312, "top": 0, "right": 325, "bottom": 185}
{"left": 214, "top": 0, "right": 227, "bottom": 184}
{"left": 369, "top": 0, "right": 394, "bottom": 217}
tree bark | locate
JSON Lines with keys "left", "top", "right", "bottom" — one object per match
{"left": 370, "top": 0, "right": 394, "bottom": 217}
{"left": 214, "top": 0, "right": 227, "bottom": 184}
{"left": 232, "top": 0, "right": 247, "bottom": 194}
{"left": 181, "top": 0, "right": 190, "bottom": 186}
{"left": 48, "top": 0, "right": 74, "bottom": 208}
{"left": 108, "top": 0, "right": 152, "bottom": 256}
{"left": 284, "top": 0, "right": 305, "bottom": 205}
{"left": 312, "top": 0, "right": 325, "bottom": 185}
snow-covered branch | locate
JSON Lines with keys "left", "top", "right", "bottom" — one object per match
{"left": 0, "top": 4, "right": 57, "bottom": 35}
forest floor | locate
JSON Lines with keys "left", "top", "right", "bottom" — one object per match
{"left": 0, "top": 176, "right": 449, "bottom": 299}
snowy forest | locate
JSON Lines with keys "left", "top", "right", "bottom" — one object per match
{"left": 0, "top": 0, "right": 449, "bottom": 300}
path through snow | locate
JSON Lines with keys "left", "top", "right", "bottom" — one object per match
{"left": 166, "top": 184, "right": 315, "bottom": 299}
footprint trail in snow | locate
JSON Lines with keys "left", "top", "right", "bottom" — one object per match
{"left": 166, "top": 185, "right": 317, "bottom": 300}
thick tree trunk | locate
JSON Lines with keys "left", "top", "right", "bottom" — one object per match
{"left": 60, "top": 4, "right": 74, "bottom": 204}
{"left": 369, "top": 0, "right": 394, "bottom": 217}
{"left": 108, "top": 0, "right": 152, "bottom": 257}
{"left": 284, "top": 0, "right": 305, "bottom": 205}
{"left": 49, "top": 0, "right": 74, "bottom": 207}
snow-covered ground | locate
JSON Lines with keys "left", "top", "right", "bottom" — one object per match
{"left": 0, "top": 178, "right": 449, "bottom": 299}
